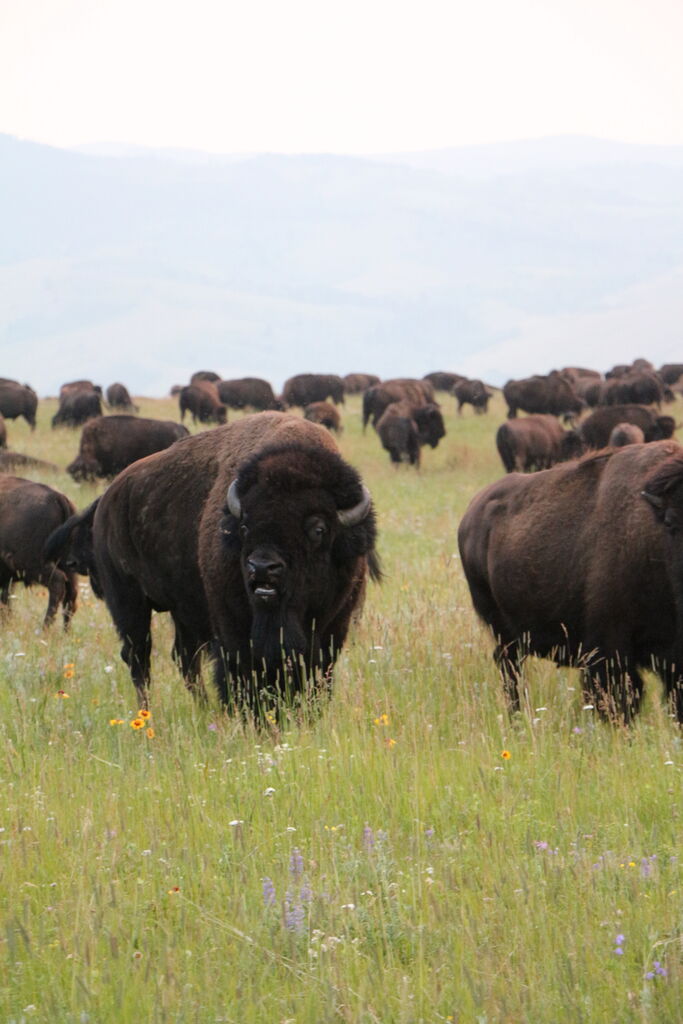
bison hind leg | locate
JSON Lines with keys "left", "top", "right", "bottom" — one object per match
{"left": 172, "top": 621, "right": 208, "bottom": 702}
{"left": 494, "top": 638, "right": 524, "bottom": 713}
{"left": 582, "top": 655, "right": 644, "bottom": 725}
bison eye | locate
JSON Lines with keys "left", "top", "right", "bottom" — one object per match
{"left": 305, "top": 516, "right": 328, "bottom": 546}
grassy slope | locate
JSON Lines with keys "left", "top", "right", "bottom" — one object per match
{"left": 0, "top": 394, "right": 681, "bottom": 1023}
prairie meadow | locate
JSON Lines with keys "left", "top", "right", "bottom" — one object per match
{"left": 0, "top": 391, "right": 681, "bottom": 1023}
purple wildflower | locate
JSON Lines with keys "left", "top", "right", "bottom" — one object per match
{"left": 363, "top": 825, "right": 375, "bottom": 851}
{"left": 284, "top": 891, "right": 305, "bottom": 933}
{"left": 534, "top": 841, "right": 549, "bottom": 851}
{"left": 262, "top": 876, "right": 276, "bottom": 908}
{"left": 207, "top": 722, "right": 218, "bottom": 732}
{"left": 299, "top": 882, "right": 313, "bottom": 904}
{"left": 614, "top": 947, "right": 624, "bottom": 956}
{"left": 615, "top": 934, "right": 625, "bottom": 945}
{"left": 424, "top": 827, "right": 435, "bottom": 841}
{"left": 289, "top": 847, "right": 304, "bottom": 878}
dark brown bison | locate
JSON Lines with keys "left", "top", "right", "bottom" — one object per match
{"left": 0, "top": 382, "right": 38, "bottom": 430}
{"left": 67, "top": 416, "right": 189, "bottom": 481}
{"left": 343, "top": 373, "right": 380, "bottom": 394}
{"left": 106, "top": 382, "right": 138, "bottom": 412}
{"left": 281, "top": 374, "right": 346, "bottom": 408}
{"left": 82, "top": 413, "right": 378, "bottom": 712}
{"left": 602, "top": 372, "right": 665, "bottom": 407}
{"left": 423, "top": 371, "right": 465, "bottom": 392}
{"left": 190, "top": 370, "right": 221, "bottom": 384}
{"left": 573, "top": 377, "right": 604, "bottom": 407}
{"left": 453, "top": 378, "right": 491, "bottom": 414}
{"left": 0, "top": 416, "right": 6, "bottom": 449}
{"left": 503, "top": 373, "right": 583, "bottom": 420}
{"left": 580, "top": 405, "right": 675, "bottom": 449}
{"left": 362, "top": 379, "right": 436, "bottom": 430}
{"left": 608, "top": 423, "right": 645, "bottom": 447}
{"left": 59, "top": 380, "right": 102, "bottom": 399}
{"left": 659, "top": 364, "right": 683, "bottom": 386}
{"left": 376, "top": 401, "right": 445, "bottom": 467}
{"left": 558, "top": 367, "right": 602, "bottom": 382}
{"left": 457, "top": 440, "right": 683, "bottom": 722}
{"left": 44, "top": 499, "right": 102, "bottom": 598}
{"left": 0, "top": 476, "right": 78, "bottom": 628}
{"left": 216, "top": 378, "right": 283, "bottom": 411}
{"left": 303, "top": 402, "right": 342, "bottom": 433}
{"left": 179, "top": 382, "right": 227, "bottom": 425}
{"left": 496, "top": 415, "right": 583, "bottom": 473}
{"left": 52, "top": 390, "right": 103, "bottom": 428}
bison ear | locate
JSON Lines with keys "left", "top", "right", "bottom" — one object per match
{"left": 642, "top": 490, "right": 664, "bottom": 519}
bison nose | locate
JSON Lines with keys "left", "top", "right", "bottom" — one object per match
{"left": 247, "top": 556, "right": 285, "bottom": 583}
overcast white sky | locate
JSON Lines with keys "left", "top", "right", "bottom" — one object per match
{"left": 2, "top": 0, "right": 683, "bottom": 153}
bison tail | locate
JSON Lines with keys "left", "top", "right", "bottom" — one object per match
{"left": 496, "top": 426, "right": 516, "bottom": 473}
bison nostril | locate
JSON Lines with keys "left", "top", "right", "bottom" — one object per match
{"left": 247, "top": 558, "right": 284, "bottom": 580}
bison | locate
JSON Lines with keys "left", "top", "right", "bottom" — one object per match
{"left": 503, "top": 373, "right": 583, "bottom": 421}
{"left": 457, "top": 440, "right": 683, "bottom": 723}
{"left": 423, "top": 371, "right": 465, "bottom": 392}
{"left": 659, "top": 364, "right": 683, "bottom": 386}
{"left": 343, "top": 373, "right": 380, "bottom": 394}
{"left": 190, "top": 370, "right": 221, "bottom": 384}
{"left": 601, "top": 372, "right": 665, "bottom": 408}
{"left": 179, "top": 383, "right": 227, "bottom": 425}
{"left": 0, "top": 476, "right": 78, "bottom": 629}
{"left": 376, "top": 401, "right": 445, "bottom": 467}
{"left": 579, "top": 405, "right": 675, "bottom": 449}
{"left": 608, "top": 423, "right": 645, "bottom": 447}
{"left": 52, "top": 389, "right": 102, "bottom": 428}
{"left": 67, "top": 415, "right": 189, "bottom": 481}
{"left": 0, "top": 415, "right": 6, "bottom": 448}
{"left": 303, "top": 402, "right": 342, "bottom": 433}
{"left": 106, "top": 382, "right": 138, "bottom": 412}
{"left": 281, "top": 374, "right": 346, "bottom": 408}
{"left": 453, "top": 378, "right": 491, "bottom": 415}
{"left": 0, "top": 382, "right": 38, "bottom": 430}
{"left": 59, "top": 380, "right": 102, "bottom": 399}
{"left": 217, "top": 378, "right": 283, "bottom": 411}
{"left": 362, "top": 379, "right": 435, "bottom": 430}
{"left": 72, "top": 413, "right": 378, "bottom": 713}
{"left": 495, "top": 415, "right": 583, "bottom": 473}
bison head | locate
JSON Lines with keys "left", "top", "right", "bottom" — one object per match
{"left": 215, "top": 443, "right": 379, "bottom": 698}
{"left": 42, "top": 498, "right": 102, "bottom": 597}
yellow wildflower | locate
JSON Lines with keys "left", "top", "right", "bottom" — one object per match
{"left": 501, "top": 750, "right": 511, "bottom": 760}
{"left": 130, "top": 718, "right": 144, "bottom": 730}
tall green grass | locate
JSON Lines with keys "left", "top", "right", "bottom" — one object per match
{"left": 0, "top": 392, "right": 681, "bottom": 1022}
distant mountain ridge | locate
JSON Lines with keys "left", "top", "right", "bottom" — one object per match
{"left": 1, "top": 133, "right": 682, "bottom": 395}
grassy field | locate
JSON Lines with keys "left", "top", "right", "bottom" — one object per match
{"left": 0, "top": 392, "right": 681, "bottom": 1023}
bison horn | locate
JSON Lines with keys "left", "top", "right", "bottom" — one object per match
{"left": 227, "top": 479, "right": 242, "bottom": 518}
{"left": 337, "top": 484, "right": 372, "bottom": 527}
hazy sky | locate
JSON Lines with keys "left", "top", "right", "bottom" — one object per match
{"left": 2, "top": 0, "right": 683, "bottom": 153}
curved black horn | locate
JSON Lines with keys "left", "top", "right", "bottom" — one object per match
{"left": 227, "top": 479, "right": 242, "bottom": 518}
{"left": 337, "top": 484, "right": 372, "bottom": 527}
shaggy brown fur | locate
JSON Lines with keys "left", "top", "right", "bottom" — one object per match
{"left": 68, "top": 415, "right": 189, "bottom": 481}
{"left": 458, "top": 440, "right": 683, "bottom": 723}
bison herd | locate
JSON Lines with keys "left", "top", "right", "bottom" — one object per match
{"left": 3, "top": 357, "right": 683, "bottom": 727}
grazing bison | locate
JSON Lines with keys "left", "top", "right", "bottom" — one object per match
{"left": 343, "top": 373, "right": 380, "bottom": 394}
{"left": 453, "top": 378, "right": 491, "bottom": 414}
{"left": 423, "top": 371, "right": 465, "bottom": 392}
{"left": 217, "top": 378, "right": 283, "bottom": 411}
{"left": 84, "top": 413, "right": 378, "bottom": 712}
{"left": 602, "top": 372, "right": 665, "bottom": 408}
{"left": 281, "top": 374, "right": 346, "bottom": 408}
{"left": 659, "top": 364, "right": 683, "bottom": 386}
{"left": 59, "top": 380, "right": 102, "bottom": 399}
{"left": 608, "top": 423, "right": 645, "bottom": 447}
{"left": 496, "top": 415, "right": 583, "bottom": 473}
{"left": 580, "top": 405, "right": 675, "bottom": 449}
{"left": 0, "top": 476, "right": 77, "bottom": 629}
{"left": 0, "top": 382, "right": 38, "bottom": 430}
{"left": 67, "top": 415, "right": 189, "bottom": 481}
{"left": 106, "top": 382, "right": 138, "bottom": 412}
{"left": 44, "top": 499, "right": 102, "bottom": 598}
{"left": 457, "top": 440, "right": 683, "bottom": 722}
{"left": 503, "top": 373, "right": 583, "bottom": 420}
{"left": 52, "top": 389, "right": 103, "bottom": 428}
{"left": 179, "top": 383, "right": 227, "bottom": 425}
{"left": 376, "top": 401, "right": 445, "bottom": 467}
{"left": 363, "top": 379, "right": 436, "bottom": 430}
{"left": 304, "top": 402, "right": 342, "bottom": 433}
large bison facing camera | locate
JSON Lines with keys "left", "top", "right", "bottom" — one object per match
{"left": 458, "top": 441, "right": 683, "bottom": 723}
{"left": 59, "top": 413, "right": 379, "bottom": 714}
